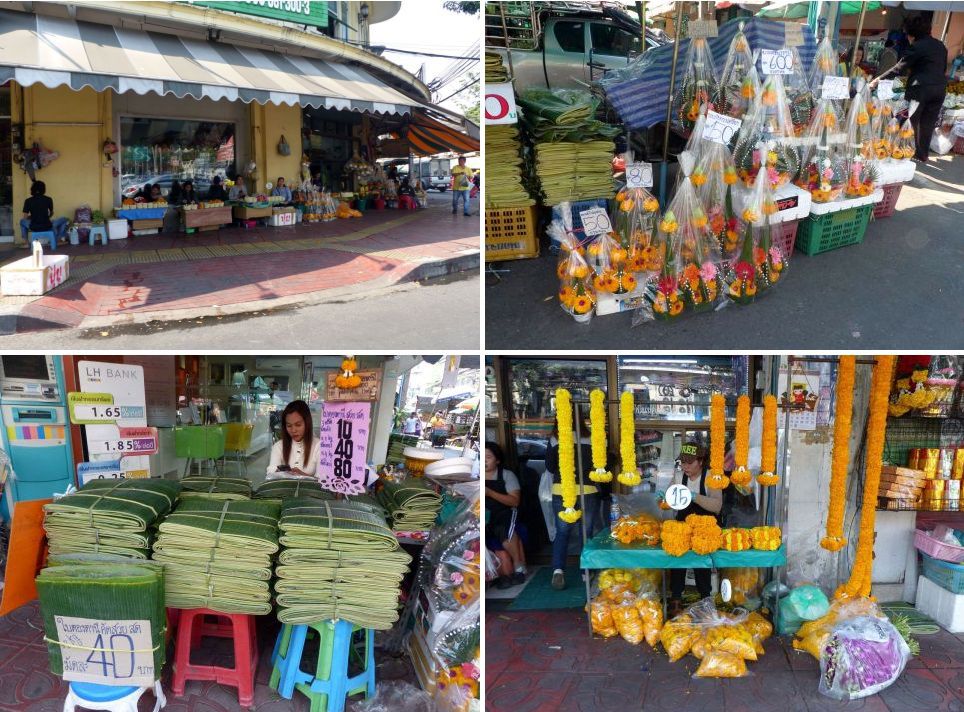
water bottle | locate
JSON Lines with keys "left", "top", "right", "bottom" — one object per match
{"left": 609, "top": 500, "right": 621, "bottom": 525}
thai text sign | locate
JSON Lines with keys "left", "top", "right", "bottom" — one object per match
{"left": 318, "top": 402, "right": 371, "bottom": 495}
{"left": 192, "top": 1, "right": 329, "bottom": 28}
{"left": 55, "top": 616, "right": 155, "bottom": 687}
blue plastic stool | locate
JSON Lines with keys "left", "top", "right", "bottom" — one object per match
{"left": 28, "top": 230, "right": 56, "bottom": 251}
{"left": 88, "top": 225, "right": 108, "bottom": 246}
{"left": 64, "top": 680, "right": 166, "bottom": 711}
{"left": 269, "top": 620, "right": 375, "bottom": 712}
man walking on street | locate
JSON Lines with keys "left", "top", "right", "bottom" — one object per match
{"left": 451, "top": 155, "right": 472, "bottom": 216}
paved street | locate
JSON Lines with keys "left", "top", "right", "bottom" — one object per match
{"left": 486, "top": 154, "right": 964, "bottom": 350}
{"left": 0, "top": 191, "right": 479, "bottom": 345}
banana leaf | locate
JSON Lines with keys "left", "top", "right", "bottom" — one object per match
{"left": 179, "top": 474, "right": 252, "bottom": 501}
{"left": 517, "top": 89, "right": 598, "bottom": 125}
{"left": 375, "top": 480, "right": 443, "bottom": 532}
{"left": 254, "top": 478, "right": 336, "bottom": 502}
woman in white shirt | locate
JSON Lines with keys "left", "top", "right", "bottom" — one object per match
{"left": 266, "top": 400, "right": 320, "bottom": 479}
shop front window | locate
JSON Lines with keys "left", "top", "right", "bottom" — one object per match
{"left": 119, "top": 117, "right": 236, "bottom": 200}
{"left": 0, "top": 86, "right": 12, "bottom": 238}
{"left": 302, "top": 107, "right": 357, "bottom": 190}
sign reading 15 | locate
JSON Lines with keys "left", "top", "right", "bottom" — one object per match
{"left": 665, "top": 483, "right": 693, "bottom": 511}
{"left": 333, "top": 418, "right": 353, "bottom": 478}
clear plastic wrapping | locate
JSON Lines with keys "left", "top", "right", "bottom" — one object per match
{"left": 843, "top": 88, "right": 880, "bottom": 198}
{"left": 431, "top": 599, "right": 480, "bottom": 669}
{"left": 696, "top": 141, "right": 741, "bottom": 257}
{"left": 819, "top": 616, "right": 911, "bottom": 700}
{"left": 892, "top": 119, "right": 916, "bottom": 160}
{"left": 782, "top": 48, "right": 816, "bottom": 136}
{"left": 614, "top": 176, "right": 662, "bottom": 275}
{"left": 724, "top": 167, "right": 786, "bottom": 305}
{"left": 810, "top": 36, "right": 844, "bottom": 102}
{"left": 589, "top": 230, "right": 638, "bottom": 295}
{"left": 672, "top": 37, "right": 719, "bottom": 138}
{"left": 732, "top": 73, "right": 801, "bottom": 188}
{"left": 795, "top": 99, "right": 848, "bottom": 203}
{"left": 551, "top": 225, "right": 597, "bottom": 322}
{"left": 714, "top": 25, "right": 758, "bottom": 119}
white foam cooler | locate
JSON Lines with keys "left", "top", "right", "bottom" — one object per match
{"left": 916, "top": 574, "right": 964, "bottom": 633}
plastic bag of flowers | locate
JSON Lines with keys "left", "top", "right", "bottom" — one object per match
{"left": 732, "top": 72, "right": 801, "bottom": 188}
{"left": 589, "top": 228, "right": 637, "bottom": 296}
{"left": 550, "top": 222, "right": 597, "bottom": 322}
{"left": 713, "top": 23, "right": 758, "bottom": 120}
{"left": 671, "top": 37, "right": 719, "bottom": 138}
{"left": 818, "top": 615, "right": 911, "bottom": 700}
{"left": 891, "top": 119, "right": 916, "bottom": 160}
{"left": 633, "top": 157, "right": 724, "bottom": 326}
{"left": 810, "top": 36, "right": 846, "bottom": 105}
{"left": 795, "top": 99, "right": 848, "bottom": 203}
{"left": 842, "top": 88, "right": 880, "bottom": 198}
{"left": 613, "top": 159, "right": 662, "bottom": 276}
{"left": 779, "top": 47, "right": 816, "bottom": 136}
{"left": 723, "top": 161, "right": 785, "bottom": 306}
{"left": 695, "top": 140, "right": 741, "bottom": 257}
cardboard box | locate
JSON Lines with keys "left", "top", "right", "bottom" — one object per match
{"left": 132, "top": 219, "right": 163, "bottom": 230}
{"left": 1, "top": 253, "right": 69, "bottom": 296}
{"left": 881, "top": 466, "right": 926, "bottom": 480}
{"left": 233, "top": 205, "right": 273, "bottom": 220}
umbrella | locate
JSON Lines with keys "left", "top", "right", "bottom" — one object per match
{"left": 453, "top": 396, "right": 479, "bottom": 412}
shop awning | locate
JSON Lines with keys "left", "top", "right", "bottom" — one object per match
{"left": 403, "top": 112, "right": 481, "bottom": 156}
{"left": 0, "top": 8, "right": 419, "bottom": 115}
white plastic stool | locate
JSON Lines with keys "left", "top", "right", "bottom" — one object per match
{"left": 63, "top": 680, "right": 166, "bottom": 712}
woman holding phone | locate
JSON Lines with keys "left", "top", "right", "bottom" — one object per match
{"left": 266, "top": 400, "right": 320, "bottom": 479}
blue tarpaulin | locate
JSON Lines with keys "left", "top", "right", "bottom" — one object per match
{"left": 600, "top": 18, "right": 818, "bottom": 130}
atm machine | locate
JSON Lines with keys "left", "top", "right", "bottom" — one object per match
{"left": 0, "top": 355, "right": 74, "bottom": 519}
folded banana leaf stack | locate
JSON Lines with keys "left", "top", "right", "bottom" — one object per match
{"left": 485, "top": 124, "right": 535, "bottom": 209}
{"left": 254, "top": 478, "right": 335, "bottom": 503}
{"left": 179, "top": 474, "right": 252, "bottom": 501}
{"left": 275, "top": 499, "right": 412, "bottom": 628}
{"left": 151, "top": 499, "right": 280, "bottom": 615}
{"left": 36, "top": 563, "right": 166, "bottom": 680}
{"left": 43, "top": 479, "right": 181, "bottom": 559}
{"left": 485, "top": 52, "right": 509, "bottom": 83}
{"left": 376, "top": 479, "right": 443, "bottom": 532}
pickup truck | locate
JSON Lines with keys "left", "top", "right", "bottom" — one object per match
{"left": 485, "top": 2, "right": 667, "bottom": 91}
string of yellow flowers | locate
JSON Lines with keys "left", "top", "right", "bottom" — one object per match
{"left": 835, "top": 354, "right": 896, "bottom": 600}
{"left": 730, "top": 395, "right": 752, "bottom": 486}
{"left": 758, "top": 395, "right": 779, "bottom": 486}
{"left": 706, "top": 393, "right": 730, "bottom": 489}
{"left": 821, "top": 355, "right": 856, "bottom": 552}
{"left": 589, "top": 389, "right": 613, "bottom": 483}
{"left": 555, "top": 388, "right": 581, "bottom": 523}
{"left": 618, "top": 391, "right": 641, "bottom": 486}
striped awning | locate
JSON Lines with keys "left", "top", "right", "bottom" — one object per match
{"left": 0, "top": 8, "right": 418, "bottom": 115}
{"left": 404, "top": 112, "right": 480, "bottom": 156}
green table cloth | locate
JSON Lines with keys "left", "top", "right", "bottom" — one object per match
{"left": 580, "top": 528, "right": 714, "bottom": 569}
{"left": 711, "top": 545, "right": 787, "bottom": 568}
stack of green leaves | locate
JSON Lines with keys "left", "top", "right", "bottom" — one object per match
{"left": 180, "top": 474, "right": 252, "bottom": 501}
{"left": 43, "top": 479, "right": 180, "bottom": 559}
{"left": 484, "top": 52, "right": 509, "bottom": 83}
{"left": 151, "top": 499, "right": 280, "bottom": 615}
{"left": 36, "top": 563, "right": 166, "bottom": 679}
{"left": 486, "top": 124, "right": 535, "bottom": 209}
{"left": 275, "top": 499, "right": 411, "bottom": 628}
{"left": 254, "top": 478, "right": 335, "bottom": 503}
{"left": 376, "top": 479, "right": 443, "bottom": 532}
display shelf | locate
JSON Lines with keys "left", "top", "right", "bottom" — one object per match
{"left": 809, "top": 189, "right": 883, "bottom": 215}
{"left": 878, "top": 497, "right": 962, "bottom": 512}
{"left": 580, "top": 528, "right": 786, "bottom": 569}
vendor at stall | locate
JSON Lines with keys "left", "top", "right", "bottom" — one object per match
{"left": 228, "top": 181, "right": 247, "bottom": 201}
{"left": 272, "top": 177, "right": 292, "bottom": 203}
{"left": 178, "top": 180, "right": 199, "bottom": 205}
{"left": 668, "top": 441, "right": 722, "bottom": 617}
{"left": 266, "top": 399, "right": 320, "bottom": 480}
{"left": 206, "top": 176, "right": 227, "bottom": 201}
{"left": 20, "top": 180, "right": 68, "bottom": 244}
{"left": 484, "top": 442, "right": 527, "bottom": 589}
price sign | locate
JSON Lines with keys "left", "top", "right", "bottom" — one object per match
{"left": 579, "top": 207, "right": 613, "bottom": 237}
{"left": 689, "top": 20, "right": 718, "bottom": 39}
{"left": 626, "top": 162, "right": 654, "bottom": 188}
{"left": 877, "top": 80, "right": 895, "bottom": 101}
{"left": 703, "top": 111, "right": 742, "bottom": 146}
{"left": 485, "top": 83, "right": 518, "bottom": 125}
{"left": 69, "top": 392, "right": 145, "bottom": 424}
{"left": 666, "top": 483, "right": 693, "bottom": 511}
{"left": 77, "top": 460, "right": 124, "bottom": 484}
{"left": 318, "top": 402, "right": 371, "bottom": 495}
{"left": 55, "top": 616, "right": 155, "bottom": 687}
{"left": 784, "top": 23, "right": 804, "bottom": 47}
{"left": 87, "top": 427, "right": 158, "bottom": 456}
{"left": 761, "top": 49, "right": 794, "bottom": 75}
{"left": 821, "top": 75, "right": 850, "bottom": 100}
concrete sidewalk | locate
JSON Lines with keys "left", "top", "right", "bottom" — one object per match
{"left": 0, "top": 195, "right": 479, "bottom": 335}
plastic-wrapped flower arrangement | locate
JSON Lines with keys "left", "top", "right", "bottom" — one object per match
{"left": 810, "top": 36, "right": 844, "bottom": 102}
{"left": 714, "top": 24, "right": 758, "bottom": 119}
{"left": 843, "top": 89, "right": 880, "bottom": 198}
{"left": 725, "top": 164, "right": 786, "bottom": 305}
{"left": 552, "top": 226, "right": 597, "bottom": 322}
{"left": 672, "top": 37, "right": 718, "bottom": 138}
{"left": 732, "top": 73, "right": 801, "bottom": 188}
{"left": 795, "top": 99, "right": 848, "bottom": 203}
{"left": 614, "top": 181, "right": 662, "bottom": 274}
{"left": 891, "top": 119, "right": 915, "bottom": 160}
{"left": 589, "top": 229, "right": 638, "bottom": 295}
{"left": 696, "top": 141, "right": 741, "bottom": 256}
{"left": 782, "top": 47, "right": 816, "bottom": 136}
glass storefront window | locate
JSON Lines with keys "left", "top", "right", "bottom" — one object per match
{"left": 302, "top": 107, "right": 357, "bottom": 190}
{"left": 0, "top": 86, "right": 11, "bottom": 237}
{"left": 119, "top": 117, "right": 236, "bottom": 200}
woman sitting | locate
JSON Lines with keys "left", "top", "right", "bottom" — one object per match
{"left": 271, "top": 177, "right": 292, "bottom": 203}
{"left": 206, "top": 176, "right": 227, "bottom": 201}
{"left": 266, "top": 400, "right": 320, "bottom": 480}
{"left": 397, "top": 178, "right": 417, "bottom": 210}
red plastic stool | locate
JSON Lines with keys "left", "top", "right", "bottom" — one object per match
{"left": 171, "top": 607, "right": 258, "bottom": 708}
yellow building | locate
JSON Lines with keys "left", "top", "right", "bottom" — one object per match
{"left": 0, "top": 0, "right": 475, "bottom": 243}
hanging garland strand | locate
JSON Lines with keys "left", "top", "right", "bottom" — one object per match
{"left": 555, "top": 388, "right": 581, "bottom": 524}
{"left": 706, "top": 393, "right": 730, "bottom": 490}
{"left": 730, "top": 395, "right": 752, "bottom": 486}
{"left": 588, "top": 389, "right": 613, "bottom": 483}
{"left": 758, "top": 395, "right": 779, "bottom": 486}
{"left": 835, "top": 354, "right": 896, "bottom": 600}
{"left": 618, "top": 391, "right": 641, "bottom": 486}
{"left": 821, "top": 355, "right": 856, "bottom": 552}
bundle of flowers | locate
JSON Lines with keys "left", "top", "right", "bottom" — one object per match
{"left": 696, "top": 141, "right": 741, "bottom": 256}
{"left": 553, "top": 228, "right": 597, "bottom": 322}
{"left": 713, "top": 24, "right": 758, "bottom": 120}
{"left": 614, "top": 183, "right": 662, "bottom": 274}
{"left": 843, "top": 89, "right": 880, "bottom": 198}
{"left": 725, "top": 166, "right": 785, "bottom": 305}
{"left": 732, "top": 73, "right": 801, "bottom": 188}
{"left": 796, "top": 99, "right": 848, "bottom": 203}
{"left": 672, "top": 37, "right": 719, "bottom": 138}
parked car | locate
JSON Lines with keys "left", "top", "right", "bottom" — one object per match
{"left": 121, "top": 174, "right": 213, "bottom": 199}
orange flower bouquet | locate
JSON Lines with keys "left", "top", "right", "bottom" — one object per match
{"left": 725, "top": 166, "right": 785, "bottom": 305}
{"left": 554, "top": 229, "right": 597, "bottom": 322}
{"left": 696, "top": 141, "right": 742, "bottom": 258}
{"left": 589, "top": 230, "right": 636, "bottom": 294}
{"left": 891, "top": 119, "right": 915, "bottom": 161}
{"left": 713, "top": 24, "right": 758, "bottom": 120}
{"left": 843, "top": 88, "right": 880, "bottom": 198}
{"left": 672, "top": 37, "right": 719, "bottom": 138}
{"left": 732, "top": 74, "right": 801, "bottom": 188}
{"left": 614, "top": 177, "right": 662, "bottom": 276}
{"left": 795, "top": 99, "right": 848, "bottom": 203}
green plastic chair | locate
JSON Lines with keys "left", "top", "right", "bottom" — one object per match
{"left": 174, "top": 425, "right": 226, "bottom": 478}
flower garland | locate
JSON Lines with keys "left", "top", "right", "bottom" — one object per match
{"left": 821, "top": 355, "right": 856, "bottom": 552}
{"left": 758, "top": 395, "right": 779, "bottom": 485}
{"left": 588, "top": 389, "right": 613, "bottom": 483}
{"left": 618, "top": 391, "right": 641, "bottom": 486}
{"left": 706, "top": 393, "right": 730, "bottom": 489}
{"left": 334, "top": 355, "right": 362, "bottom": 389}
{"left": 835, "top": 355, "right": 896, "bottom": 600}
{"left": 730, "top": 395, "right": 752, "bottom": 486}
{"left": 555, "top": 388, "right": 581, "bottom": 523}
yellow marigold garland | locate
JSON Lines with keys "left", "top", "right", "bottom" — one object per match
{"left": 686, "top": 514, "right": 722, "bottom": 554}
{"left": 757, "top": 395, "right": 779, "bottom": 486}
{"left": 335, "top": 355, "right": 362, "bottom": 389}
{"left": 706, "top": 393, "right": 730, "bottom": 489}
{"left": 730, "top": 395, "right": 752, "bottom": 486}
{"left": 588, "top": 389, "right": 613, "bottom": 483}
{"left": 661, "top": 520, "right": 692, "bottom": 556}
{"left": 555, "top": 388, "right": 581, "bottom": 524}
{"left": 821, "top": 355, "right": 856, "bottom": 552}
{"left": 618, "top": 391, "right": 641, "bottom": 486}
{"left": 835, "top": 355, "right": 896, "bottom": 600}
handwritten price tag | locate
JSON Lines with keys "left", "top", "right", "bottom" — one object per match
{"left": 55, "top": 616, "right": 155, "bottom": 687}
{"left": 821, "top": 75, "right": 850, "bottom": 100}
{"left": 877, "top": 80, "right": 895, "bottom": 101}
{"left": 666, "top": 483, "right": 693, "bottom": 511}
{"left": 579, "top": 207, "right": 613, "bottom": 237}
{"left": 784, "top": 23, "right": 804, "bottom": 47}
{"left": 318, "top": 402, "right": 371, "bottom": 495}
{"left": 702, "top": 111, "right": 742, "bottom": 146}
{"left": 761, "top": 49, "right": 794, "bottom": 75}
{"left": 689, "top": 19, "right": 718, "bottom": 39}
{"left": 625, "top": 162, "right": 653, "bottom": 188}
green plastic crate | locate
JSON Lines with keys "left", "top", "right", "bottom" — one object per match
{"left": 795, "top": 204, "right": 872, "bottom": 256}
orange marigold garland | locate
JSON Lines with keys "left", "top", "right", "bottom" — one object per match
{"left": 835, "top": 355, "right": 896, "bottom": 600}
{"left": 706, "top": 393, "right": 730, "bottom": 489}
{"left": 588, "top": 389, "right": 613, "bottom": 483}
{"left": 730, "top": 395, "right": 752, "bottom": 486}
{"left": 757, "top": 395, "right": 779, "bottom": 486}
{"left": 335, "top": 355, "right": 362, "bottom": 389}
{"left": 821, "top": 355, "right": 856, "bottom": 552}
{"left": 618, "top": 391, "right": 641, "bottom": 486}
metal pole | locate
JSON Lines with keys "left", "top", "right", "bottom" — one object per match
{"left": 497, "top": 2, "right": 515, "bottom": 77}
{"left": 659, "top": 2, "right": 684, "bottom": 206}
{"left": 637, "top": 1, "right": 647, "bottom": 53}
{"left": 941, "top": 11, "right": 953, "bottom": 43}
{"left": 574, "top": 401, "right": 593, "bottom": 637}
{"left": 850, "top": 1, "right": 868, "bottom": 78}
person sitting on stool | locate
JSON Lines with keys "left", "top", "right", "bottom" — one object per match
{"left": 21, "top": 180, "right": 67, "bottom": 245}
{"left": 398, "top": 178, "right": 417, "bottom": 210}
